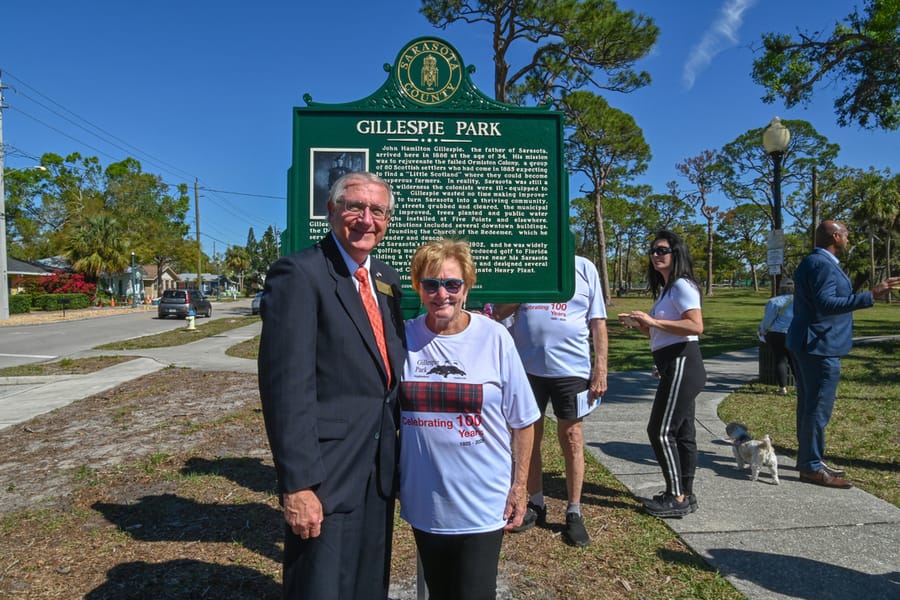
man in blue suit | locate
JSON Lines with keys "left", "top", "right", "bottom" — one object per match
{"left": 259, "top": 172, "right": 406, "bottom": 598}
{"left": 787, "top": 220, "right": 899, "bottom": 488}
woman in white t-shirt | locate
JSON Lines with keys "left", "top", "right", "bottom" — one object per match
{"left": 618, "top": 230, "right": 706, "bottom": 518}
{"left": 399, "top": 238, "right": 540, "bottom": 600}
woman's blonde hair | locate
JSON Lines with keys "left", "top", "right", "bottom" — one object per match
{"left": 409, "top": 238, "right": 477, "bottom": 292}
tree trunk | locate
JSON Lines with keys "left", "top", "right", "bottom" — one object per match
{"left": 869, "top": 229, "right": 876, "bottom": 290}
{"left": 592, "top": 191, "right": 611, "bottom": 304}
{"left": 884, "top": 229, "right": 893, "bottom": 304}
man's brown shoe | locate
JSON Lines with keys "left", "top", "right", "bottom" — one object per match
{"left": 799, "top": 469, "right": 852, "bottom": 489}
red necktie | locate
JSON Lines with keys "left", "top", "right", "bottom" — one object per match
{"left": 354, "top": 266, "right": 392, "bottom": 388}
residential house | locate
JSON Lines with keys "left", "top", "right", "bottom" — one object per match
{"left": 142, "top": 264, "right": 180, "bottom": 300}
{"left": 7, "top": 258, "right": 55, "bottom": 294}
{"left": 175, "top": 272, "right": 238, "bottom": 296}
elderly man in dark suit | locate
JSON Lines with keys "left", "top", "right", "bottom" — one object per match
{"left": 258, "top": 171, "right": 406, "bottom": 599}
{"left": 787, "top": 220, "right": 899, "bottom": 489}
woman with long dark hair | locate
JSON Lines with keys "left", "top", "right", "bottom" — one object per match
{"left": 618, "top": 230, "right": 706, "bottom": 517}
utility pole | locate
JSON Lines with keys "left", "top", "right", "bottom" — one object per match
{"left": 195, "top": 178, "right": 202, "bottom": 292}
{"left": 0, "top": 71, "right": 9, "bottom": 320}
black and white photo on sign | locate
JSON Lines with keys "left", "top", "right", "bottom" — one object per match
{"left": 309, "top": 149, "right": 369, "bottom": 217}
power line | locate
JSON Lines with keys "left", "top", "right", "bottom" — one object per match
{"left": 3, "top": 69, "right": 196, "bottom": 182}
{"left": 2, "top": 69, "right": 284, "bottom": 246}
{"left": 198, "top": 186, "right": 285, "bottom": 200}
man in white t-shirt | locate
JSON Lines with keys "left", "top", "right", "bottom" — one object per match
{"left": 494, "top": 256, "right": 608, "bottom": 547}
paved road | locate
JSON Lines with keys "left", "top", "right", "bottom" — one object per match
{"left": 0, "top": 299, "right": 253, "bottom": 369}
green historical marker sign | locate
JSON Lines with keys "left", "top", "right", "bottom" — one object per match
{"left": 286, "top": 37, "right": 573, "bottom": 311}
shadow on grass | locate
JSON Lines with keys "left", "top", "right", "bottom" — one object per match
{"left": 657, "top": 547, "right": 719, "bottom": 572}
{"left": 181, "top": 456, "right": 277, "bottom": 494}
{"left": 85, "top": 559, "right": 280, "bottom": 599}
{"left": 92, "top": 493, "right": 283, "bottom": 563}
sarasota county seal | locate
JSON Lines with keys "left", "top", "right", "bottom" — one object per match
{"left": 395, "top": 39, "right": 463, "bottom": 106}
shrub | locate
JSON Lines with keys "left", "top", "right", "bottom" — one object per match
{"left": 32, "top": 293, "right": 92, "bottom": 311}
{"left": 9, "top": 294, "right": 31, "bottom": 314}
{"left": 12, "top": 271, "right": 97, "bottom": 300}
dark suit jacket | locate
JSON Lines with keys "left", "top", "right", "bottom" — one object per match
{"left": 786, "top": 248, "right": 873, "bottom": 358}
{"left": 258, "top": 234, "right": 405, "bottom": 513}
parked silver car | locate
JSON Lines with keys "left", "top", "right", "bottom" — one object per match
{"left": 157, "top": 289, "right": 212, "bottom": 319}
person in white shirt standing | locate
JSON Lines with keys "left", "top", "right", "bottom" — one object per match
{"left": 496, "top": 255, "right": 608, "bottom": 547}
{"left": 399, "top": 238, "right": 539, "bottom": 600}
{"left": 619, "top": 230, "right": 706, "bottom": 518}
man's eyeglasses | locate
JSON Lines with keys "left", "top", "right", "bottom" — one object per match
{"left": 649, "top": 246, "right": 673, "bottom": 257}
{"left": 419, "top": 278, "right": 465, "bottom": 294}
{"left": 336, "top": 199, "right": 392, "bottom": 221}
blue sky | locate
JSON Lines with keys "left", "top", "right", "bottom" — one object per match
{"left": 2, "top": 0, "right": 896, "bottom": 258}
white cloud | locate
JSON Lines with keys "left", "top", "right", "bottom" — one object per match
{"left": 682, "top": 0, "right": 757, "bottom": 90}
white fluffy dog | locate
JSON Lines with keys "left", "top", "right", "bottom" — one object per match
{"left": 725, "top": 422, "right": 779, "bottom": 484}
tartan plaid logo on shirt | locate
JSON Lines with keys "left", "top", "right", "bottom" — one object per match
{"left": 400, "top": 381, "right": 484, "bottom": 414}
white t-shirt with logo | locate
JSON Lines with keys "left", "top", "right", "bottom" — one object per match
{"left": 508, "top": 256, "right": 607, "bottom": 379}
{"left": 399, "top": 313, "right": 540, "bottom": 534}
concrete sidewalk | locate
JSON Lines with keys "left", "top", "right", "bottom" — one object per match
{"left": 2, "top": 327, "right": 898, "bottom": 599}
{"left": 585, "top": 348, "right": 900, "bottom": 600}
{"left": 0, "top": 322, "right": 261, "bottom": 430}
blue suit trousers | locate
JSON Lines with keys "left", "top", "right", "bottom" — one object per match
{"left": 793, "top": 351, "right": 841, "bottom": 473}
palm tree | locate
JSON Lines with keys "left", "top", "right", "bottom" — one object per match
{"left": 65, "top": 214, "right": 129, "bottom": 295}
{"left": 225, "top": 245, "right": 251, "bottom": 294}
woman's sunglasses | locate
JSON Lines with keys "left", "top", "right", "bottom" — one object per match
{"left": 420, "top": 278, "right": 465, "bottom": 294}
{"left": 648, "top": 246, "right": 673, "bottom": 256}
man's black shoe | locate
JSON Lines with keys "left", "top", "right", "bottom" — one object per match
{"left": 563, "top": 512, "right": 591, "bottom": 547}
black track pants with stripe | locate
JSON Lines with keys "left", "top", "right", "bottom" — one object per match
{"left": 647, "top": 341, "right": 706, "bottom": 498}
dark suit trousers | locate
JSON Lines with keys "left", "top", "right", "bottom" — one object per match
{"left": 283, "top": 465, "right": 395, "bottom": 600}
{"left": 793, "top": 351, "right": 841, "bottom": 473}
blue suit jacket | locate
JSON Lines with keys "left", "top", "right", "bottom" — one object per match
{"left": 786, "top": 248, "right": 873, "bottom": 357}
{"left": 258, "top": 234, "right": 406, "bottom": 513}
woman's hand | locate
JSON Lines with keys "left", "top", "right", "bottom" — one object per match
{"left": 620, "top": 310, "right": 653, "bottom": 335}
{"left": 503, "top": 483, "right": 528, "bottom": 531}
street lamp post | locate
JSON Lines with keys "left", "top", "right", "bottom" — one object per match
{"left": 763, "top": 116, "right": 791, "bottom": 296}
{"left": 131, "top": 252, "right": 138, "bottom": 308}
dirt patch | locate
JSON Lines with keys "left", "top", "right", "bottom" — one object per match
{"left": 0, "top": 369, "right": 285, "bottom": 598}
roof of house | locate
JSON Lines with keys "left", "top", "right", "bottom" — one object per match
{"left": 7, "top": 257, "right": 56, "bottom": 276}
{"left": 141, "top": 264, "right": 179, "bottom": 279}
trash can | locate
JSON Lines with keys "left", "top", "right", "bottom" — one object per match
{"left": 758, "top": 341, "right": 794, "bottom": 387}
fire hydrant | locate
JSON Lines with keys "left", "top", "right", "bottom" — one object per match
{"left": 186, "top": 309, "right": 196, "bottom": 331}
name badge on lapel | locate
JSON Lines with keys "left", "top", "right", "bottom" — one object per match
{"left": 375, "top": 280, "right": 393, "bottom": 297}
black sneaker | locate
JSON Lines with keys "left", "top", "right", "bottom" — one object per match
{"left": 510, "top": 502, "right": 546, "bottom": 533}
{"left": 563, "top": 512, "right": 591, "bottom": 547}
{"left": 643, "top": 491, "right": 698, "bottom": 513}
{"left": 687, "top": 494, "right": 698, "bottom": 513}
{"left": 642, "top": 491, "right": 666, "bottom": 507}
{"left": 642, "top": 492, "right": 692, "bottom": 518}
